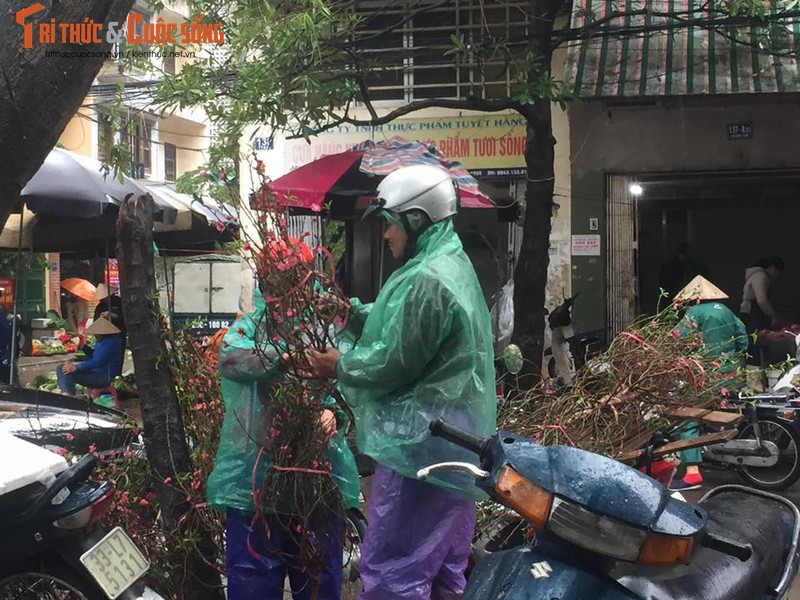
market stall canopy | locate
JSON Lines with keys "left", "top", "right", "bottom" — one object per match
{"left": 0, "top": 207, "right": 35, "bottom": 249}
{"left": 268, "top": 136, "right": 495, "bottom": 213}
{"left": 21, "top": 148, "right": 177, "bottom": 224}
{"left": 0, "top": 181, "right": 238, "bottom": 255}
{"left": 140, "top": 182, "right": 239, "bottom": 234}
{"left": 564, "top": 0, "right": 800, "bottom": 98}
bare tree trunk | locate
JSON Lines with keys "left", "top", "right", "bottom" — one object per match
{"left": 117, "top": 195, "right": 224, "bottom": 600}
{"left": 511, "top": 0, "right": 562, "bottom": 387}
{"left": 0, "top": 0, "right": 134, "bottom": 227}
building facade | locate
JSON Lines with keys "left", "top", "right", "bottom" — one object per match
{"left": 564, "top": 0, "right": 800, "bottom": 339}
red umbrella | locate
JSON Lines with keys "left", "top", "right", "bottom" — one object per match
{"left": 270, "top": 137, "right": 495, "bottom": 211}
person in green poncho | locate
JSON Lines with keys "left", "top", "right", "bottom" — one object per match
{"left": 207, "top": 275, "right": 360, "bottom": 600}
{"left": 671, "top": 275, "right": 748, "bottom": 491}
{"left": 300, "top": 165, "right": 497, "bottom": 600}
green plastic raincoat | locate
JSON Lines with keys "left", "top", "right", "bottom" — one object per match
{"left": 207, "top": 293, "right": 360, "bottom": 514}
{"left": 337, "top": 219, "right": 497, "bottom": 500}
{"left": 680, "top": 301, "right": 749, "bottom": 373}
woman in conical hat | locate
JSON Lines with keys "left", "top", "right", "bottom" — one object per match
{"left": 674, "top": 275, "right": 729, "bottom": 303}
{"left": 671, "top": 276, "right": 748, "bottom": 492}
{"left": 56, "top": 317, "right": 124, "bottom": 397}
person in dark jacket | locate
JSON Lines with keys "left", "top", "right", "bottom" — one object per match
{"left": 56, "top": 317, "right": 123, "bottom": 395}
{"left": 93, "top": 283, "right": 125, "bottom": 336}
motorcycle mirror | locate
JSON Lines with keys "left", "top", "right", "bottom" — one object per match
{"left": 503, "top": 344, "right": 524, "bottom": 375}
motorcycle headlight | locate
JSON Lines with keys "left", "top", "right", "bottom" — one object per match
{"left": 548, "top": 497, "right": 648, "bottom": 561}
{"left": 548, "top": 497, "right": 695, "bottom": 565}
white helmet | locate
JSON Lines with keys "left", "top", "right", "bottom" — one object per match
{"left": 363, "top": 164, "right": 459, "bottom": 224}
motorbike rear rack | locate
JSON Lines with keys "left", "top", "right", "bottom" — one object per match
{"left": 616, "top": 429, "right": 737, "bottom": 463}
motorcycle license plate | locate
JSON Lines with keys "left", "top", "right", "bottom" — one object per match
{"left": 79, "top": 527, "right": 150, "bottom": 599}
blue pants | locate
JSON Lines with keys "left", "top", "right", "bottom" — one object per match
{"left": 225, "top": 509, "right": 343, "bottom": 600}
{"left": 358, "top": 465, "right": 476, "bottom": 600}
{"left": 56, "top": 365, "right": 111, "bottom": 395}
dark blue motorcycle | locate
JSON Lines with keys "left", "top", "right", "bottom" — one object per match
{"left": 421, "top": 419, "right": 800, "bottom": 600}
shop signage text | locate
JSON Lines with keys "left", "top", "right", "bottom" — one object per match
{"left": 727, "top": 121, "right": 753, "bottom": 140}
{"left": 284, "top": 115, "right": 527, "bottom": 174}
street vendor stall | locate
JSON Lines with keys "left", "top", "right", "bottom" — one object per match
{"left": 752, "top": 326, "right": 800, "bottom": 367}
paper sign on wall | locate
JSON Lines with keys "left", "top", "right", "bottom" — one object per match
{"left": 571, "top": 234, "right": 601, "bottom": 256}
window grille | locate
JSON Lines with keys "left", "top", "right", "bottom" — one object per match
{"left": 349, "top": 0, "right": 529, "bottom": 102}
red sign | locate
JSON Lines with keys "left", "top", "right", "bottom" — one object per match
{"left": 0, "top": 277, "right": 14, "bottom": 310}
{"left": 106, "top": 259, "right": 120, "bottom": 290}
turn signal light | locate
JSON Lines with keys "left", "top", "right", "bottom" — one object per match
{"left": 638, "top": 532, "right": 695, "bottom": 566}
{"left": 495, "top": 467, "right": 553, "bottom": 528}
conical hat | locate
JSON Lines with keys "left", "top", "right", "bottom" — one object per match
{"left": 93, "top": 283, "right": 118, "bottom": 301}
{"left": 86, "top": 316, "right": 121, "bottom": 336}
{"left": 674, "top": 275, "right": 729, "bottom": 302}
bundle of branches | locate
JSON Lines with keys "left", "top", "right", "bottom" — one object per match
{"left": 501, "top": 306, "right": 734, "bottom": 458}
{"left": 96, "top": 328, "right": 226, "bottom": 598}
{"left": 244, "top": 163, "right": 351, "bottom": 594}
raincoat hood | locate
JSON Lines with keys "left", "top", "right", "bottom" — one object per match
{"left": 337, "top": 219, "right": 496, "bottom": 500}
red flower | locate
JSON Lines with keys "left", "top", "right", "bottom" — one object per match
{"left": 721, "top": 387, "right": 730, "bottom": 397}
{"left": 65, "top": 433, "right": 74, "bottom": 442}
{"left": 309, "top": 203, "right": 322, "bottom": 213}
{"left": 243, "top": 242, "right": 252, "bottom": 252}
{"left": 139, "top": 498, "right": 150, "bottom": 507}
{"left": 89, "top": 443, "right": 97, "bottom": 454}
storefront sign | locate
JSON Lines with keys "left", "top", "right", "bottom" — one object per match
{"left": 727, "top": 121, "right": 753, "bottom": 140}
{"left": 571, "top": 234, "right": 601, "bottom": 256}
{"left": 105, "top": 260, "right": 120, "bottom": 290}
{"left": 0, "top": 277, "right": 14, "bottom": 310}
{"left": 283, "top": 114, "right": 527, "bottom": 175}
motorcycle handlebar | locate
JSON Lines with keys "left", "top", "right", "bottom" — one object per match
{"left": 701, "top": 531, "right": 753, "bottom": 562}
{"left": 429, "top": 419, "right": 489, "bottom": 456}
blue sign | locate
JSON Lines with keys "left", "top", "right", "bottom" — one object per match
{"left": 727, "top": 121, "right": 753, "bottom": 140}
{"left": 254, "top": 137, "right": 273, "bottom": 151}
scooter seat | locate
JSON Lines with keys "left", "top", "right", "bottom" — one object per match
{"left": 615, "top": 490, "right": 789, "bottom": 600}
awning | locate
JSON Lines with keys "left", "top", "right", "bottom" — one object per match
{"left": 564, "top": 0, "right": 800, "bottom": 98}
{"left": 135, "top": 181, "right": 239, "bottom": 233}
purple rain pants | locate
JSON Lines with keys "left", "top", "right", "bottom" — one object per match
{"left": 358, "top": 464, "right": 476, "bottom": 600}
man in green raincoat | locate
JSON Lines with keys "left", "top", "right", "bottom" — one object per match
{"left": 671, "top": 275, "right": 748, "bottom": 491}
{"left": 207, "top": 284, "right": 360, "bottom": 600}
{"left": 303, "top": 165, "right": 497, "bottom": 600}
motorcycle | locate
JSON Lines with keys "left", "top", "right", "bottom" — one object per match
{"left": 695, "top": 392, "right": 800, "bottom": 491}
{"left": 542, "top": 294, "right": 602, "bottom": 384}
{"left": 0, "top": 432, "right": 162, "bottom": 600}
{"left": 421, "top": 419, "right": 800, "bottom": 599}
